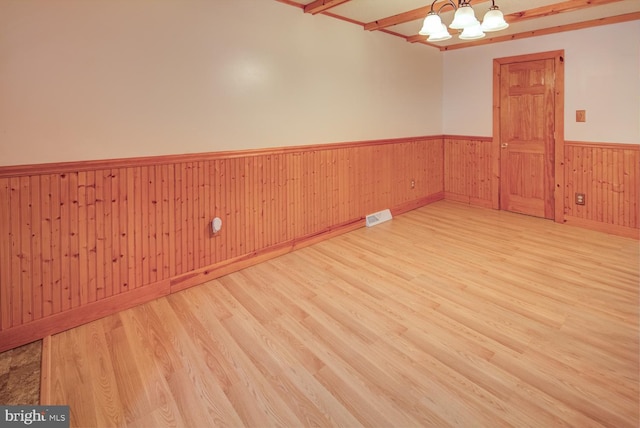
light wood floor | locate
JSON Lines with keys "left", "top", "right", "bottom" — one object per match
{"left": 49, "top": 201, "right": 639, "bottom": 427}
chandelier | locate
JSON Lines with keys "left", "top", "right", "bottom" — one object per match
{"left": 419, "top": 0, "right": 509, "bottom": 42}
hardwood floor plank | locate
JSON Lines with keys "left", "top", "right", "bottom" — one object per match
{"left": 101, "top": 315, "right": 152, "bottom": 425}
{"left": 84, "top": 322, "right": 128, "bottom": 427}
{"left": 48, "top": 201, "right": 639, "bottom": 427}
{"left": 51, "top": 327, "right": 99, "bottom": 427}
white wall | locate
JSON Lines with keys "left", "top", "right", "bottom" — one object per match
{"left": 442, "top": 20, "right": 640, "bottom": 144}
{"left": 0, "top": 0, "right": 442, "bottom": 166}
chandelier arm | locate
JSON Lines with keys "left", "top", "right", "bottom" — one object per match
{"left": 434, "top": 0, "right": 458, "bottom": 15}
{"left": 470, "top": 0, "right": 498, "bottom": 7}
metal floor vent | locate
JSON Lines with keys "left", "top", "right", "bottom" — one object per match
{"left": 365, "top": 209, "right": 392, "bottom": 227}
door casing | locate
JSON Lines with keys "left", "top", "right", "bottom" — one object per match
{"left": 492, "top": 50, "right": 565, "bottom": 223}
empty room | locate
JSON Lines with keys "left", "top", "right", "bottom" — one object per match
{"left": 0, "top": 0, "right": 639, "bottom": 427}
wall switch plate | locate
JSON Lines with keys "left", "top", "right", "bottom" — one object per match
{"left": 576, "top": 110, "right": 586, "bottom": 122}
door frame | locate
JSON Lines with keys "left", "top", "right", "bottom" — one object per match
{"left": 492, "top": 50, "right": 565, "bottom": 223}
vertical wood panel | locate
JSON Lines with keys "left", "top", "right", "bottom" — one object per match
{"left": 86, "top": 171, "right": 97, "bottom": 305}
{"left": 244, "top": 157, "right": 255, "bottom": 255}
{"left": 264, "top": 155, "right": 273, "bottom": 248}
{"left": 280, "top": 154, "right": 289, "bottom": 241}
{"left": 0, "top": 178, "right": 11, "bottom": 329}
{"left": 40, "top": 175, "right": 53, "bottom": 317}
{"left": 154, "top": 165, "right": 164, "bottom": 281}
{"left": 213, "top": 160, "right": 223, "bottom": 265}
{"left": 109, "top": 170, "right": 119, "bottom": 297}
{"left": 564, "top": 142, "right": 639, "bottom": 231}
{"left": 147, "top": 166, "right": 157, "bottom": 284}
{"left": 9, "top": 178, "right": 21, "bottom": 326}
{"left": 629, "top": 150, "right": 636, "bottom": 228}
{"left": 30, "top": 176, "right": 43, "bottom": 321}
{"left": 195, "top": 162, "right": 204, "bottom": 270}
{"left": 174, "top": 164, "right": 183, "bottom": 276}
{"left": 77, "top": 172, "right": 88, "bottom": 307}
{"left": 221, "top": 159, "right": 230, "bottom": 260}
{"left": 346, "top": 149, "right": 356, "bottom": 222}
{"left": 186, "top": 162, "right": 194, "bottom": 272}
{"left": 564, "top": 145, "right": 573, "bottom": 217}
{"left": 19, "top": 177, "right": 33, "bottom": 324}
{"left": 288, "top": 154, "right": 300, "bottom": 240}
{"left": 163, "top": 164, "right": 173, "bottom": 280}
{"left": 50, "top": 175, "right": 62, "bottom": 316}
{"left": 301, "top": 152, "right": 310, "bottom": 237}
{"left": 101, "top": 170, "right": 112, "bottom": 300}
{"left": 59, "top": 173, "right": 71, "bottom": 312}
{"left": 119, "top": 168, "right": 129, "bottom": 293}
{"left": 612, "top": 151, "right": 621, "bottom": 225}
{"left": 228, "top": 158, "right": 238, "bottom": 258}
{"left": 95, "top": 171, "right": 105, "bottom": 300}
{"left": 202, "top": 161, "right": 211, "bottom": 267}
{"left": 237, "top": 158, "right": 246, "bottom": 256}
{"left": 335, "top": 149, "right": 346, "bottom": 225}
{"left": 179, "top": 163, "right": 188, "bottom": 273}
{"left": 127, "top": 168, "right": 136, "bottom": 291}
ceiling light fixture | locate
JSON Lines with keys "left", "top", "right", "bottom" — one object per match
{"left": 419, "top": 0, "right": 509, "bottom": 42}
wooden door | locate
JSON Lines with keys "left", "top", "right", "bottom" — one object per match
{"left": 499, "top": 59, "right": 555, "bottom": 219}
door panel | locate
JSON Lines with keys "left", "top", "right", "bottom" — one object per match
{"left": 500, "top": 59, "right": 555, "bottom": 219}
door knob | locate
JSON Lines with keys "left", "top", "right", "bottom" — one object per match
{"left": 501, "top": 143, "right": 509, "bottom": 148}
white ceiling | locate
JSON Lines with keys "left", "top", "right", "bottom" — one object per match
{"left": 277, "top": 0, "right": 640, "bottom": 50}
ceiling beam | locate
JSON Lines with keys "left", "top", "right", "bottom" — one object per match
{"left": 304, "top": 0, "right": 352, "bottom": 15}
{"left": 506, "top": 0, "right": 626, "bottom": 24}
{"left": 364, "top": 0, "right": 492, "bottom": 31}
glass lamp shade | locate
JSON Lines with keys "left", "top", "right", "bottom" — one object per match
{"left": 419, "top": 12, "right": 443, "bottom": 36}
{"left": 449, "top": 4, "right": 479, "bottom": 30}
{"left": 459, "top": 22, "right": 485, "bottom": 40}
{"left": 427, "top": 23, "right": 452, "bottom": 42}
{"left": 481, "top": 7, "right": 509, "bottom": 32}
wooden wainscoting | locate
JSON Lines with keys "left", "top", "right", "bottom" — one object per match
{"left": 0, "top": 136, "right": 444, "bottom": 351}
{"left": 443, "top": 136, "right": 497, "bottom": 209}
{"left": 564, "top": 141, "right": 640, "bottom": 239}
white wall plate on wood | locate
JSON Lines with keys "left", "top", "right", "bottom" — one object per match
{"left": 365, "top": 209, "right": 392, "bottom": 227}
